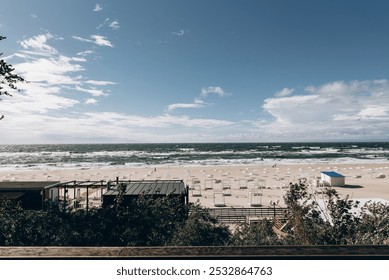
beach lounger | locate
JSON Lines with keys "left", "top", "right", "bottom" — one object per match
{"left": 248, "top": 190, "right": 262, "bottom": 207}
{"left": 213, "top": 192, "right": 226, "bottom": 207}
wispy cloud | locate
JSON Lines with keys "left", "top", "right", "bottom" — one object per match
{"left": 2, "top": 33, "right": 114, "bottom": 116}
{"left": 167, "top": 99, "right": 205, "bottom": 111}
{"left": 74, "top": 85, "right": 107, "bottom": 97}
{"left": 20, "top": 33, "right": 58, "bottom": 54}
{"left": 167, "top": 86, "right": 229, "bottom": 112}
{"left": 86, "top": 80, "right": 116, "bottom": 86}
{"left": 96, "top": 18, "right": 110, "bottom": 30}
{"left": 275, "top": 87, "right": 294, "bottom": 97}
{"left": 93, "top": 4, "right": 103, "bottom": 12}
{"left": 72, "top": 34, "right": 113, "bottom": 47}
{"left": 72, "top": 36, "right": 91, "bottom": 43}
{"left": 109, "top": 21, "right": 120, "bottom": 30}
{"left": 91, "top": 35, "right": 113, "bottom": 47}
{"left": 172, "top": 29, "right": 188, "bottom": 36}
{"left": 30, "top": 14, "right": 38, "bottom": 18}
{"left": 96, "top": 18, "right": 120, "bottom": 30}
{"left": 200, "top": 86, "right": 229, "bottom": 97}
{"left": 85, "top": 98, "right": 98, "bottom": 105}
{"left": 77, "top": 50, "right": 94, "bottom": 56}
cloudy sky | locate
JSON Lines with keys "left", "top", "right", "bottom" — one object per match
{"left": 1, "top": 0, "right": 389, "bottom": 144}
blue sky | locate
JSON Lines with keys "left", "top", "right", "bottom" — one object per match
{"left": 1, "top": 0, "right": 389, "bottom": 143}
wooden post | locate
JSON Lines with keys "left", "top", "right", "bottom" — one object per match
{"left": 41, "top": 190, "right": 44, "bottom": 210}
{"left": 186, "top": 185, "right": 189, "bottom": 205}
{"left": 86, "top": 186, "right": 89, "bottom": 214}
{"left": 63, "top": 186, "right": 67, "bottom": 211}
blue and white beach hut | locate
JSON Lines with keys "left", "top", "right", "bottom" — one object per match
{"left": 320, "top": 171, "right": 345, "bottom": 187}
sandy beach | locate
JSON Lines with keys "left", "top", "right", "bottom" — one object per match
{"left": 1, "top": 162, "right": 388, "bottom": 208}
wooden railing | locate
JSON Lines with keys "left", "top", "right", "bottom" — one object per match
{"left": 204, "top": 207, "right": 288, "bottom": 224}
{"left": 1, "top": 246, "right": 389, "bottom": 258}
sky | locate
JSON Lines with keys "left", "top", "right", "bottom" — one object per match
{"left": 1, "top": 0, "right": 389, "bottom": 144}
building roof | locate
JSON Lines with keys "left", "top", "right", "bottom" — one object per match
{"left": 103, "top": 180, "right": 186, "bottom": 197}
{"left": 321, "top": 171, "right": 345, "bottom": 178}
{"left": 0, "top": 181, "right": 59, "bottom": 191}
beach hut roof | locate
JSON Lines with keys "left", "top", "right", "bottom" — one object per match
{"left": 103, "top": 180, "right": 186, "bottom": 197}
{"left": 321, "top": 171, "right": 345, "bottom": 178}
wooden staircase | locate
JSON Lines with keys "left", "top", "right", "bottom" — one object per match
{"left": 272, "top": 217, "right": 289, "bottom": 238}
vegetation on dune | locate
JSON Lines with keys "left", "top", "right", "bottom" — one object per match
{"left": 0, "top": 180, "right": 388, "bottom": 246}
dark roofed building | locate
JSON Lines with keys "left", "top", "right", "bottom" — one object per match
{"left": 102, "top": 180, "right": 188, "bottom": 207}
{"left": 0, "top": 181, "right": 59, "bottom": 210}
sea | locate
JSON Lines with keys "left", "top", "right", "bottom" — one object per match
{"left": 1, "top": 142, "right": 389, "bottom": 171}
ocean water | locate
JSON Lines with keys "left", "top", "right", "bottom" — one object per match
{"left": 0, "top": 142, "right": 388, "bottom": 171}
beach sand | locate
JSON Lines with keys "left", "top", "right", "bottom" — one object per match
{"left": 1, "top": 163, "right": 388, "bottom": 207}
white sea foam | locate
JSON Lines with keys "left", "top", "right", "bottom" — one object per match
{"left": 1, "top": 143, "right": 388, "bottom": 171}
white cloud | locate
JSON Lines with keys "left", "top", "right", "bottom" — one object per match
{"left": 258, "top": 79, "right": 389, "bottom": 140}
{"left": 0, "top": 33, "right": 115, "bottom": 121}
{"left": 86, "top": 80, "right": 116, "bottom": 86}
{"left": 96, "top": 18, "right": 110, "bottom": 30}
{"left": 31, "top": 14, "right": 38, "bottom": 18}
{"left": 16, "top": 55, "right": 84, "bottom": 85}
{"left": 1, "top": 111, "right": 237, "bottom": 144}
{"left": 75, "top": 85, "right": 107, "bottom": 97}
{"left": 93, "top": 4, "right": 103, "bottom": 12}
{"left": 72, "top": 36, "right": 90, "bottom": 43}
{"left": 172, "top": 30, "right": 186, "bottom": 36}
{"left": 167, "top": 86, "right": 229, "bottom": 112}
{"left": 20, "top": 33, "right": 57, "bottom": 54}
{"left": 167, "top": 99, "right": 205, "bottom": 111}
{"left": 200, "top": 86, "right": 228, "bottom": 97}
{"left": 275, "top": 87, "right": 294, "bottom": 97}
{"left": 82, "top": 112, "right": 234, "bottom": 128}
{"left": 109, "top": 21, "right": 120, "bottom": 30}
{"left": 71, "top": 56, "right": 87, "bottom": 62}
{"left": 91, "top": 35, "right": 113, "bottom": 47}
{"left": 0, "top": 88, "right": 79, "bottom": 115}
{"left": 77, "top": 50, "right": 94, "bottom": 56}
{"left": 357, "top": 105, "right": 388, "bottom": 119}
{"left": 0, "top": 104, "right": 235, "bottom": 143}
{"left": 85, "top": 98, "right": 98, "bottom": 105}
{"left": 96, "top": 18, "right": 119, "bottom": 30}
{"left": 72, "top": 35, "right": 113, "bottom": 47}
{"left": 263, "top": 95, "right": 324, "bottom": 123}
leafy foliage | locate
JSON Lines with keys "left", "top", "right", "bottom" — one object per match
{"left": 232, "top": 219, "right": 284, "bottom": 246}
{"left": 169, "top": 203, "right": 231, "bottom": 246}
{"left": 281, "top": 179, "right": 387, "bottom": 245}
{"left": 0, "top": 179, "right": 388, "bottom": 246}
{"left": 0, "top": 194, "right": 230, "bottom": 246}
{"left": 1, "top": 36, "right": 26, "bottom": 98}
